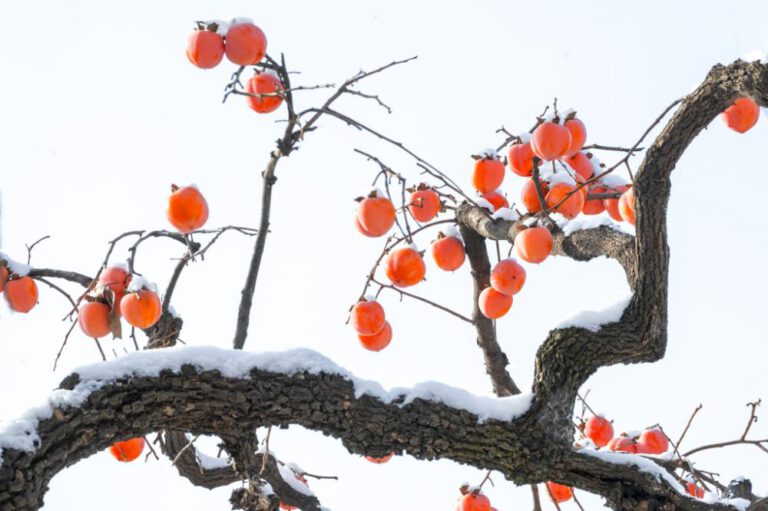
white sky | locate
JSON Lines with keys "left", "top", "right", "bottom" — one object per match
{"left": 0, "top": 1, "right": 767, "bottom": 510}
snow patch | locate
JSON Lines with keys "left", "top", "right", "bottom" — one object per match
{"left": 477, "top": 148, "right": 499, "bottom": 160}
{"left": 0, "top": 251, "right": 32, "bottom": 277}
{"left": 557, "top": 295, "right": 631, "bottom": 332}
{"left": 492, "top": 207, "right": 520, "bottom": 222}
{"left": 126, "top": 276, "right": 159, "bottom": 294}
{"left": 560, "top": 214, "right": 621, "bottom": 236}
{"left": 580, "top": 447, "right": 686, "bottom": 494}
{"left": 475, "top": 198, "right": 495, "bottom": 212}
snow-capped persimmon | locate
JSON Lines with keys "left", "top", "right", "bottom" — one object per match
{"left": 431, "top": 235, "right": 466, "bottom": 271}
{"left": 521, "top": 178, "right": 549, "bottom": 213}
{"left": 638, "top": 427, "right": 669, "bottom": 454}
{"left": 0, "top": 265, "right": 8, "bottom": 293}
{"left": 109, "top": 437, "right": 145, "bottom": 462}
{"left": 245, "top": 72, "right": 284, "bottom": 114}
{"left": 564, "top": 118, "right": 587, "bottom": 156}
{"left": 78, "top": 302, "right": 112, "bottom": 339}
{"left": 167, "top": 185, "right": 209, "bottom": 233}
{"left": 385, "top": 247, "right": 426, "bottom": 287}
{"left": 582, "top": 186, "right": 607, "bottom": 215}
{"left": 365, "top": 453, "right": 394, "bottom": 463}
{"left": 186, "top": 29, "right": 225, "bottom": 69}
{"left": 563, "top": 151, "right": 594, "bottom": 180}
{"left": 279, "top": 503, "right": 296, "bottom": 511}
{"left": 350, "top": 298, "right": 386, "bottom": 336}
{"left": 472, "top": 155, "right": 505, "bottom": 193}
{"left": 606, "top": 436, "right": 638, "bottom": 453}
{"left": 482, "top": 190, "right": 509, "bottom": 211}
{"left": 409, "top": 188, "right": 441, "bottom": 222}
{"left": 490, "top": 258, "right": 526, "bottom": 296}
{"left": 515, "top": 226, "right": 553, "bottom": 264}
{"left": 98, "top": 266, "right": 131, "bottom": 295}
{"left": 224, "top": 22, "right": 267, "bottom": 65}
{"left": 604, "top": 184, "right": 630, "bottom": 221}
{"left": 358, "top": 321, "right": 392, "bottom": 351}
{"left": 721, "top": 97, "right": 760, "bottom": 133}
{"left": 531, "top": 121, "right": 572, "bottom": 161}
{"left": 478, "top": 287, "right": 513, "bottom": 319}
{"left": 686, "top": 482, "right": 705, "bottom": 498}
{"left": 618, "top": 187, "right": 635, "bottom": 225}
{"left": 584, "top": 415, "right": 614, "bottom": 448}
{"left": 508, "top": 142, "right": 535, "bottom": 177}
{"left": 4, "top": 277, "right": 38, "bottom": 313}
{"left": 356, "top": 196, "right": 396, "bottom": 237}
{"left": 545, "top": 182, "right": 584, "bottom": 219}
{"left": 459, "top": 492, "right": 491, "bottom": 511}
{"left": 120, "top": 289, "right": 162, "bottom": 329}
{"left": 546, "top": 481, "right": 573, "bottom": 503}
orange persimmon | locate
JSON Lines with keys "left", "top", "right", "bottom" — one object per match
{"left": 4, "top": 277, "right": 38, "bottom": 313}
{"left": 358, "top": 321, "right": 392, "bottom": 351}
{"left": 478, "top": 287, "right": 513, "bottom": 319}
{"left": 521, "top": 178, "right": 549, "bottom": 213}
{"left": 409, "top": 188, "right": 441, "bottom": 222}
{"left": 472, "top": 156, "right": 505, "bottom": 193}
{"left": 490, "top": 258, "right": 526, "bottom": 296}
{"left": 546, "top": 481, "right": 573, "bottom": 503}
{"left": 515, "top": 226, "right": 553, "bottom": 264}
{"left": 186, "top": 29, "right": 225, "bottom": 69}
{"left": 385, "top": 247, "right": 426, "bottom": 287}
{"left": 109, "top": 437, "right": 145, "bottom": 462}
{"left": 431, "top": 236, "right": 465, "bottom": 271}
{"left": 245, "top": 73, "right": 284, "bottom": 113}
{"left": 721, "top": 97, "right": 760, "bottom": 133}
{"left": 350, "top": 299, "right": 386, "bottom": 336}
{"left": 508, "top": 142, "right": 534, "bottom": 177}
{"left": 531, "top": 121, "right": 571, "bottom": 161}
{"left": 120, "top": 289, "right": 162, "bottom": 329}
{"left": 356, "top": 196, "right": 396, "bottom": 237}
{"left": 167, "top": 185, "right": 209, "bottom": 233}
{"left": 564, "top": 118, "right": 587, "bottom": 156}
{"left": 545, "top": 182, "right": 584, "bottom": 219}
{"left": 225, "top": 22, "right": 267, "bottom": 65}
{"left": 78, "top": 302, "right": 112, "bottom": 339}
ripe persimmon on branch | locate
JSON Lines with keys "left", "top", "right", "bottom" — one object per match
{"left": 1, "top": 15, "right": 768, "bottom": 511}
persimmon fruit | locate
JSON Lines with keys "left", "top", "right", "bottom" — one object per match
{"left": 638, "top": 427, "right": 668, "bottom": 454}
{"left": 431, "top": 236, "right": 465, "bottom": 271}
{"left": 563, "top": 151, "right": 594, "bottom": 180}
{"left": 686, "top": 482, "right": 705, "bottom": 498}
{"left": 224, "top": 22, "right": 267, "bottom": 65}
{"left": 120, "top": 289, "right": 162, "bottom": 329}
{"left": 478, "top": 287, "right": 513, "bottom": 319}
{"left": 365, "top": 453, "right": 394, "bottom": 463}
{"left": 482, "top": 190, "right": 509, "bottom": 211}
{"left": 515, "top": 226, "right": 553, "bottom": 264}
{"left": 545, "top": 182, "right": 584, "bottom": 219}
{"left": 606, "top": 436, "right": 638, "bottom": 453}
{"left": 508, "top": 142, "right": 534, "bottom": 177}
{"left": 356, "top": 196, "right": 396, "bottom": 237}
{"left": 357, "top": 321, "right": 392, "bottom": 351}
{"left": 721, "top": 97, "right": 760, "bottom": 133}
{"left": 245, "top": 73, "right": 284, "bottom": 114}
{"left": 564, "top": 118, "right": 587, "bottom": 156}
{"left": 350, "top": 299, "right": 386, "bottom": 336}
{"left": 167, "top": 185, "right": 209, "bottom": 233}
{"left": 472, "top": 156, "right": 505, "bottom": 193}
{"left": 78, "top": 302, "right": 112, "bottom": 339}
{"left": 490, "top": 259, "right": 526, "bottom": 296}
{"left": 546, "top": 481, "right": 573, "bottom": 503}
{"left": 0, "top": 266, "right": 7, "bottom": 293}
{"left": 385, "top": 247, "right": 426, "bottom": 287}
{"left": 109, "top": 437, "right": 145, "bottom": 462}
{"left": 531, "top": 121, "right": 571, "bottom": 161}
{"left": 186, "top": 29, "right": 225, "bottom": 69}
{"left": 4, "top": 277, "right": 38, "bottom": 313}
{"left": 98, "top": 266, "right": 131, "bottom": 295}
{"left": 521, "top": 178, "right": 549, "bottom": 213}
{"left": 618, "top": 187, "right": 635, "bottom": 225}
{"left": 582, "top": 186, "right": 607, "bottom": 215}
{"left": 409, "top": 188, "right": 441, "bottom": 222}
{"left": 584, "top": 415, "right": 614, "bottom": 448}
{"left": 459, "top": 492, "right": 491, "bottom": 511}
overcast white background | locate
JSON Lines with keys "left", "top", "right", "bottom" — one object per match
{"left": 1, "top": 1, "right": 767, "bottom": 509}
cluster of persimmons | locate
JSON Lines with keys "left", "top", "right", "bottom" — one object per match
{"left": 186, "top": 19, "right": 284, "bottom": 113}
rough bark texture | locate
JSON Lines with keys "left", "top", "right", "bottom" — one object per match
{"left": 1, "top": 60, "right": 767, "bottom": 511}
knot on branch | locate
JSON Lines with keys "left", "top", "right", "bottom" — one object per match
{"left": 230, "top": 487, "right": 279, "bottom": 511}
